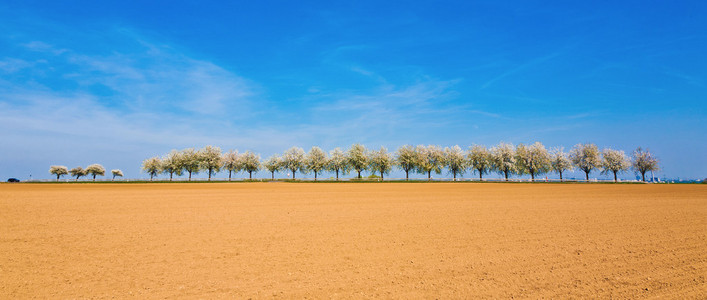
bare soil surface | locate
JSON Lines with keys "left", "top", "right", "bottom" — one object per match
{"left": 1, "top": 183, "right": 705, "bottom": 298}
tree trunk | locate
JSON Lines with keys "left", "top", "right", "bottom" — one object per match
{"left": 292, "top": 169, "right": 296, "bottom": 179}
{"left": 531, "top": 172, "right": 535, "bottom": 182}
{"left": 428, "top": 170, "right": 431, "bottom": 181}
{"left": 585, "top": 171, "right": 589, "bottom": 181}
{"left": 249, "top": 171, "right": 252, "bottom": 179}
{"left": 478, "top": 169, "right": 483, "bottom": 180}
{"left": 188, "top": 171, "right": 192, "bottom": 181}
{"left": 641, "top": 172, "right": 646, "bottom": 182}
{"left": 559, "top": 171, "right": 563, "bottom": 182}
{"left": 93, "top": 174, "right": 96, "bottom": 182}
{"left": 112, "top": 174, "right": 115, "bottom": 181}
{"left": 405, "top": 170, "right": 409, "bottom": 181}
{"left": 271, "top": 171, "right": 275, "bottom": 180}
{"left": 614, "top": 171, "right": 618, "bottom": 182}
{"left": 380, "top": 169, "right": 384, "bottom": 180}
{"left": 170, "top": 172, "right": 173, "bottom": 181}
{"left": 150, "top": 174, "right": 154, "bottom": 181}
{"left": 208, "top": 169, "right": 212, "bottom": 181}
{"left": 336, "top": 169, "right": 339, "bottom": 181}
{"left": 56, "top": 174, "right": 60, "bottom": 181}
{"left": 357, "top": 170, "right": 361, "bottom": 178}
{"left": 453, "top": 172, "right": 457, "bottom": 181}
{"left": 314, "top": 171, "right": 317, "bottom": 181}
{"left": 504, "top": 170, "right": 509, "bottom": 181}
{"left": 229, "top": 170, "right": 232, "bottom": 181}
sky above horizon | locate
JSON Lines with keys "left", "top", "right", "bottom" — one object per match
{"left": 1, "top": 1, "right": 705, "bottom": 180}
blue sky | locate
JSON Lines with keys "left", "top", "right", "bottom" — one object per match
{"left": 1, "top": 1, "right": 705, "bottom": 180}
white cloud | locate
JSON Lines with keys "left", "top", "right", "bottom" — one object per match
{"left": 50, "top": 42, "right": 257, "bottom": 117}
{"left": 22, "top": 41, "right": 67, "bottom": 55}
{"left": 0, "top": 30, "right": 275, "bottom": 179}
{"left": 0, "top": 58, "right": 35, "bottom": 73}
{"left": 0, "top": 26, "right": 489, "bottom": 179}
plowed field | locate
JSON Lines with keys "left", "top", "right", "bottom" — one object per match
{"left": 1, "top": 183, "right": 705, "bottom": 298}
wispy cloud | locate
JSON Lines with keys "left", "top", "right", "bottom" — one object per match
{"left": 480, "top": 52, "right": 562, "bottom": 90}
{"left": 297, "top": 77, "right": 503, "bottom": 148}
{"left": 0, "top": 58, "right": 35, "bottom": 73}
{"left": 22, "top": 41, "right": 68, "bottom": 55}
{"left": 17, "top": 38, "right": 258, "bottom": 117}
{"left": 0, "top": 26, "right": 282, "bottom": 178}
{"left": 1, "top": 22, "right": 490, "bottom": 178}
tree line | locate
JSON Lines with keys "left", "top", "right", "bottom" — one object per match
{"left": 137, "top": 143, "right": 659, "bottom": 182}
{"left": 49, "top": 164, "right": 123, "bottom": 181}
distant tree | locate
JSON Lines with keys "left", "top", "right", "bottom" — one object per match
{"left": 444, "top": 145, "right": 467, "bottom": 181}
{"left": 395, "top": 145, "right": 417, "bottom": 180}
{"left": 263, "top": 155, "right": 282, "bottom": 180}
{"left": 69, "top": 166, "right": 86, "bottom": 181}
{"left": 601, "top": 148, "right": 630, "bottom": 182}
{"left": 222, "top": 150, "right": 241, "bottom": 181}
{"left": 468, "top": 145, "right": 491, "bottom": 180}
{"left": 416, "top": 145, "right": 444, "bottom": 180}
{"left": 491, "top": 142, "right": 516, "bottom": 181}
{"left": 347, "top": 144, "right": 369, "bottom": 179}
{"left": 142, "top": 157, "right": 161, "bottom": 181}
{"left": 632, "top": 147, "right": 659, "bottom": 182}
{"left": 282, "top": 147, "right": 306, "bottom": 179}
{"left": 305, "top": 146, "right": 328, "bottom": 181}
{"left": 111, "top": 169, "right": 124, "bottom": 181}
{"left": 368, "top": 146, "right": 393, "bottom": 180}
{"left": 241, "top": 151, "right": 261, "bottom": 179}
{"left": 570, "top": 143, "right": 601, "bottom": 181}
{"left": 515, "top": 142, "right": 551, "bottom": 181}
{"left": 161, "top": 150, "right": 183, "bottom": 181}
{"left": 180, "top": 148, "right": 200, "bottom": 181}
{"left": 49, "top": 165, "right": 69, "bottom": 181}
{"left": 199, "top": 146, "right": 223, "bottom": 181}
{"left": 550, "top": 147, "right": 573, "bottom": 182}
{"left": 85, "top": 164, "right": 106, "bottom": 181}
{"left": 327, "top": 147, "right": 349, "bottom": 180}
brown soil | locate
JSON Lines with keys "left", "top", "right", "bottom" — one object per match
{"left": 1, "top": 183, "right": 705, "bottom": 298}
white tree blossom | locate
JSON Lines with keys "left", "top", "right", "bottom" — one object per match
{"left": 85, "top": 164, "right": 106, "bottom": 181}
{"left": 241, "top": 151, "right": 261, "bottom": 179}
{"left": 180, "top": 148, "right": 200, "bottom": 181}
{"left": 347, "top": 144, "right": 368, "bottom": 179}
{"left": 444, "top": 145, "right": 467, "bottom": 181}
{"left": 416, "top": 145, "right": 444, "bottom": 180}
{"left": 515, "top": 142, "right": 551, "bottom": 181}
{"left": 550, "top": 147, "right": 573, "bottom": 182}
{"left": 601, "top": 148, "right": 630, "bottom": 182}
{"left": 263, "top": 155, "right": 282, "bottom": 180}
{"left": 491, "top": 142, "right": 516, "bottom": 181}
{"left": 632, "top": 147, "right": 659, "bottom": 182}
{"left": 468, "top": 145, "right": 491, "bottom": 180}
{"left": 570, "top": 143, "right": 601, "bottom": 181}
{"left": 137, "top": 142, "right": 649, "bottom": 183}
{"left": 395, "top": 145, "right": 417, "bottom": 180}
{"left": 142, "top": 157, "right": 161, "bottom": 181}
{"left": 49, "top": 165, "right": 69, "bottom": 181}
{"left": 368, "top": 146, "right": 393, "bottom": 180}
{"left": 69, "top": 166, "right": 87, "bottom": 181}
{"left": 222, "top": 150, "right": 241, "bottom": 181}
{"left": 198, "top": 146, "right": 223, "bottom": 181}
{"left": 282, "top": 147, "right": 306, "bottom": 179}
{"left": 327, "top": 147, "right": 349, "bottom": 180}
{"left": 161, "top": 150, "right": 183, "bottom": 181}
{"left": 111, "top": 169, "right": 124, "bottom": 181}
{"left": 306, "top": 146, "right": 328, "bottom": 180}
